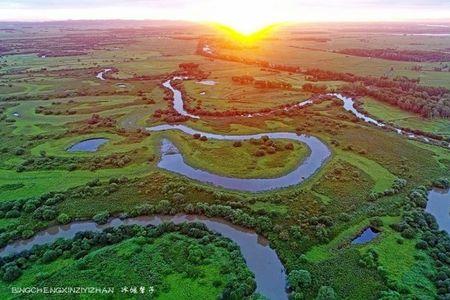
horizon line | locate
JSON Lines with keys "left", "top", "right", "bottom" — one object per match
{"left": 1, "top": 18, "right": 450, "bottom": 24}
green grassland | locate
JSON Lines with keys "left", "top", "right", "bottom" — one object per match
{"left": 0, "top": 226, "right": 253, "bottom": 300}
{"left": 361, "top": 96, "right": 450, "bottom": 137}
{"left": 167, "top": 132, "right": 309, "bottom": 179}
{"left": 222, "top": 32, "right": 450, "bottom": 88}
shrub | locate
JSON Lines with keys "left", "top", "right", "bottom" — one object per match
{"left": 233, "top": 141, "right": 242, "bottom": 147}
{"left": 316, "top": 286, "right": 337, "bottom": 300}
{"left": 285, "top": 142, "right": 294, "bottom": 150}
{"left": 172, "top": 193, "right": 185, "bottom": 203}
{"left": 5, "top": 210, "right": 20, "bottom": 218}
{"left": 288, "top": 269, "right": 312, "bottom": 291}
{"left": 42, "top": 250, "right": 59, "bottom": 263}
{"left": 2, "top": 266, "right": 22, "bottom": 282}
{"left": 378, "top": 290, "right": 401, "bottom": 299}
{"left": 93, "top": 211, "right": 110, "bottom": 224}
{"left": 401, "top": 228, "right": 415, "bottom": 239}
{"left": 433, "top": 178, "right": 449, "bottom": 189}
{"left": 21, "top": 230, "right": 34, "bottom": 239}
{"left": 57, "top": 213, "right": 71, "bottom": 224}
{"left": 415, "top": 240, "right": 428, "bottom": 249}
{"left": 267, "top": 146, "right": 276, "bottom": 154}
{"left": 67, "top": 164, "right": 77, "bottom": 171}
{"left": 370, "top": 218, "right": 383, "bottom": 228}
{"left": 14, "top": 147, "right": 25, "bottom": 156}
{"left": 254, "top": 149, "right": 265, "bottom": 157}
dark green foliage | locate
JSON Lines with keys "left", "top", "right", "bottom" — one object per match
{"left": 288, "top": 269, "right": 312, "bottom": 291}
{"left": 2, "top": 265, "right": 22, "bottom": 282}
{"left": 33, "top": 205, "right": 57, "bottom": 221}
{"left": 92, "top": 211, "right": 109, "bottom": 224}
{"left": 432, "top": 178, "right": 449, "bottom": 189}
{"left": 315, "top": 286, "right": 337, "bottom": 300}
{"left": 57, "top": 213, "right": 71, "bottom": 224}
{"left": 41, "top": 249, "right": 60, "bottom": 263}
{"left": 0, "top": 222, "right": 256, "bottom": 300}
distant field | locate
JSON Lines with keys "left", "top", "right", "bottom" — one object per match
{"left": 221, "top": 33, "right": 450, "bottom": 88}
{"left": 361, "top": 97, "right": 450, "bottom": 137}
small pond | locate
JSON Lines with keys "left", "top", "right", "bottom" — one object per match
{"left": 197, "top": 80, "right": 217, "bottom": 85}
{"left": 351, "top": 227, "right": 379, "bottom": 245}
{"left": 426, "top": 188, "right": 450, "bottom": 233}
{"left": 67, "top": 138, "right": 109, "bottom": 152}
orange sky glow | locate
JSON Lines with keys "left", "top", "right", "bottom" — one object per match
{"left": 1, "top": 0, "right": 449, "bottom": 35}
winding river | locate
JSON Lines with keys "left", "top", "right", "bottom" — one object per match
{"left": 147, "top": 124, "right": 331, "bottom": 192}
{"left": 0, "top": 215, "right": 288, "bottom": 300}
{"left": 149, "top": 77, "right": 437, "bottom": 192}
{"left": 162, "top": 77, "right": 200, "bottom": 119}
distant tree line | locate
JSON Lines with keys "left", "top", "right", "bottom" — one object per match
{"left": 338, "top": 48, "right": 450, "bottom": 62}
{"left": 197, "top": 39, "right": 450, "bottom": 118}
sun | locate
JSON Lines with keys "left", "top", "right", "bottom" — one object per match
{"left": 200, "top": 0, "right": 290, "bottom": 36}
{"left": 216, "top": 19, "right": 276, "bottom": 36}
{"left": 211, "top": 22, "right": 280, "bottom": 42}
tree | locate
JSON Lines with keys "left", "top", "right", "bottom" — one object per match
{"left": 93, "top": 211, "right": 110, "bottom": 225}
{"left": 42, "top": 250, "right": 59, "bottom": 263}
{"left": 2, "top": 266, "right": 22, "bottom": 282}
{"left": 57, "top": 213, "right": 71, "bottom": 224}
{"left": 316, "top": 286, "right": 336, "bottom": 300}
{"left": 288, "top": 269, "right": 311, "bottom": 291}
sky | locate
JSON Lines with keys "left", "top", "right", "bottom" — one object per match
{"left": 1, "top": 0, "right": 450, "bottom": 31}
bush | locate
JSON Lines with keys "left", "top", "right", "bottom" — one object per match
{"left": 288, "top": 269, "right": 311, "bottom": 291}
{"left": 285, "top": 142, "right": 294, "bottom": 150}
{"left": 5, "top": 210, "right": 20, "bottom": 218}
{"left": 2, "top": 266, "right": 22, "bottom": 282}
{"left": 14, "top": 147, "right": 25, "bottom": 156}
{"left": 93, "top": 211, "right": 110, "bottom": 224}
{"left": 370, "top": 218, "right": 383, "bottom": 228}
{"left": 57, "top": 213, "right": 71, "bottom": 224}
{"left": 233, "top": 141, "right": 242, "bottom": 147}
{"left": 378, "top": 290, "right": 401, "bottom": 299}
{"left": 172, "top": 193, "right": 185, "bottom": 203}
{"left": 254, "top": 150, "right": 265, "bottom": 157}
{"left": 401, "top": 228, "right": 415, "bottom": 239}
{"left": 316, "top": 286, "right": 337, "bottom": 300}
{"left": 267, "top": 146, "right": 276, "bottom": 154}
{"left": 433, "top": 178, "right": 449, "bottom": 189}
{"left": 415, "top": 240, "right": 428, "bottom": 249}
{"left": 42, "top": 250, "right": 59, "bottom": 263}
{"left": 21, "top": 229, "right": 34, "bottom": 239}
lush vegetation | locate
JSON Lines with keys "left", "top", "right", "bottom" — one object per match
{"left": 0, "top": 222, "right": 256, "bottom": 299}
{"left": 0, "top": 21, "right": 448, "bottom": 300}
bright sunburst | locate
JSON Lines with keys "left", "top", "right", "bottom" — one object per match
{"left": 202, "top": 0, "right": 289, "bottom": 36}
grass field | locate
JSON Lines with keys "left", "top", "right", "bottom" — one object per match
{"left": 361, "top": 96, "right": 450, "bottom": 137}
{"left": 0, "top": 226, "right": 253, "bottom": 300}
